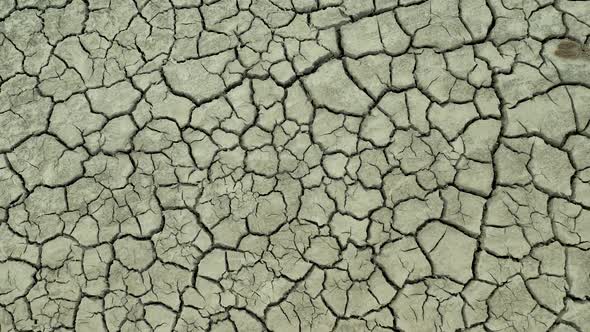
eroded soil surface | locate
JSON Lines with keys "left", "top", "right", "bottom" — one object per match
{"left": 1, "top": 0, "right": 590, "bottom": 331}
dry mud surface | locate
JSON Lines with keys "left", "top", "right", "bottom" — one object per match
{"left": 1, "top": 0, "right": 590, "bottom": 331}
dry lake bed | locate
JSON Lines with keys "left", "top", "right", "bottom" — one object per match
{"left": 1, "top": 0, "right": 590, "bottom": 331}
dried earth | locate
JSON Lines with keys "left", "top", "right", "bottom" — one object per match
{"left": 1, "top": 0, "right": 590, "bottom": 331}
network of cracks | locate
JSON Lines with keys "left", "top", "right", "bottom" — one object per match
{"left": 1, "top": 0, "right": 590, "bottom": 331}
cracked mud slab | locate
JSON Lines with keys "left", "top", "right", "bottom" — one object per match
{"left": 1, "top": 0, "right": 590, "bottom": 331}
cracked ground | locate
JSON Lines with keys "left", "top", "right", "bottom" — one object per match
{"left": 2, "top": 0, "right": 590, "bottom": 331}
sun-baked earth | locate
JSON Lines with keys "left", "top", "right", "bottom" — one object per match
{"left": 1, "top": 0, "right": 590, "bottom": 331}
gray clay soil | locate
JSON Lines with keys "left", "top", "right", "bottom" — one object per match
{"left": 1, "top": 0, "right": 590, "bottom": 331}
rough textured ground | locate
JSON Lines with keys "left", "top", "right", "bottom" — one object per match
{"left": 1, "top": 0, "right": 590, "bottom": 331}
